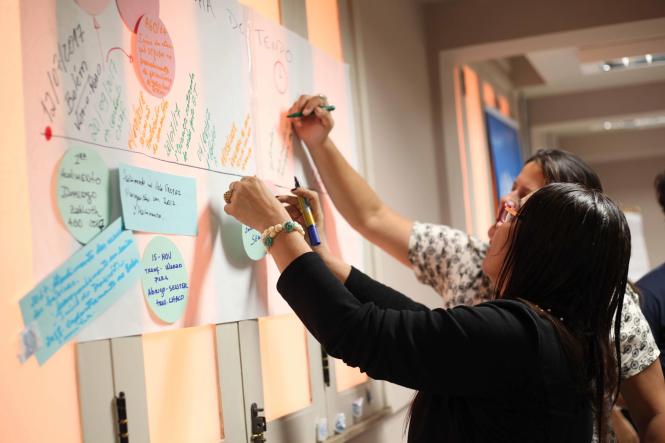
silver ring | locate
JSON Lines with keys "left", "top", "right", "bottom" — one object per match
{"left": 317, "top": 94, "right": 328, "bottom": 105}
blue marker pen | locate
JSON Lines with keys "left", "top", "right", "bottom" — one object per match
{"left": 294, "top": 176, "right": 321, "bottom": 246}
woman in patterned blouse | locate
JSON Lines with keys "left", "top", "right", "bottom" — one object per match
{"left": 285, "top": 94, "right": 665, "bottom": 441}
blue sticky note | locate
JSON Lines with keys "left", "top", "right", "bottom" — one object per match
{"left": 19, "top": 218, "right": 141, "bottom": 365}
{"left": 242, "top": 225, "right": 267, "bottom": 260}
{"left": 119, "top": 164, "right": 198, "bottom": 236}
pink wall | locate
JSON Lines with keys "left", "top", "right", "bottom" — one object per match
{"left": 0, "top": 1, "right": 82, "bottom": 441}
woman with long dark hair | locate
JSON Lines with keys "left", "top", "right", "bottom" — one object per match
{"left": 224, "top": 179, "right": 630, "bottom": 442}
{"left": 284, "top": 95, "right": 665, "bottom": 441}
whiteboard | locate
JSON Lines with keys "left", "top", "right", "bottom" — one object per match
{"left": 625, "top": 211, "right": 651, "bottom": 282}
{"left": 19, "top": 0, "right": 362, "bottom": 341}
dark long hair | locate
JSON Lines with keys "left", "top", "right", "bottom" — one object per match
{"left": 407, "top": 184, "right": 630, "bottom": 442}
{"left": 527, "top": 149, "right": 603, "bottom": 192}
{"left": 496, "top": 183, "right": 630, "bottom": 442}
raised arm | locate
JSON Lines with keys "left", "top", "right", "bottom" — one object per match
{"left": 289, "top": 95, "right": 413, "bottom": 266}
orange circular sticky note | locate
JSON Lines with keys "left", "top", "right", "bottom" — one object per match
{"left": 132, "top": 14, "right": 176, "bottom": 98}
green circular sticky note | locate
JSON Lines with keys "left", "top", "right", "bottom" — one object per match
{"left": 242, "top": 225, "right": 267, "bottom": 260}
{"left": 141, "top": 236, "right": 189, "bottom": 323}
{"left": 56, "top": 147, "right": 110, "bottom": 244}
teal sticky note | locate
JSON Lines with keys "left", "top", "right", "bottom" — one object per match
{"left": 19, "top": 218, "right": 140, "bottom": 365}
{"left": 56, "top": 147, "right": 111, "bottom": 244}
{"left": 119, "top": 164, "right": 198, "bottom": 236}
{"left": 141, "top": 236, "right": 189, "bottom": 323}
{"left": 242, "top": 225, "right": 267, "bottom": 260}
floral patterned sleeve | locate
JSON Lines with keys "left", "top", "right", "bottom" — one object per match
{"left": 616, "top": 285, "right": 660, "bottom": 379}
{"left": 407, "top": 222, "right": 493, "bottom": 308}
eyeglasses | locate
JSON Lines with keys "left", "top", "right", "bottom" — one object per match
{"left": 498, "top": 200, "right": 519, "bottom": 224}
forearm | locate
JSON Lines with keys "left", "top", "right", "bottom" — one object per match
{"left": 643, "top": 413, "right": 665, "bottom": 442}
{"left": 269, "top": 231, "right": 313, "bottom": 273}
{"left": 308, "top": 138, "right": 385, "bottom": 230}
{"left": 621, "top": 360, "right": 665, "bottom": 442}
{"left": 315, "top": 245, "right": 352, "bottom": 283}
{"left": 308, "top": 138, "right": 413, "bottom": 265}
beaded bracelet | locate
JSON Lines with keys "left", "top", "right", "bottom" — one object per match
{"left": 260, "top": 220, "right": 305, "bottom": 249}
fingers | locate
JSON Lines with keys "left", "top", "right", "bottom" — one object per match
{"left": 276, "top": 195, "right": 299, "bottom": 206}
{"left": 314, "top": 106, "right": 334, "bottom": 129}
{"left": 290, "top": 95, "right": 310, "bottom": 114}
{"left": 284, "top": 204, "right": 305, "bottom": 224}
{"left": 289, "top": 94, "right": 328, "bottom": 117}
{"left": 291, "top": 187, "right": 322, "bottom": 212}
{"left": 290, "top": 188, "right": 324, "bottom": 225}
{"left": 291, "top": 187, "right": 317, "bottom": 201}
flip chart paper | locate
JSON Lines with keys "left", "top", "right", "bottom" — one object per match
{"left": 141, "top": 236, "right": 189, "bottom": 323}
{"left": 56, "top": 146, "right": 111, "bottom": 244}
{"left": 119, "top": 164, "right": 198, "bottom": 235}
{"left": 19, "top": 218, "right": 140, "bottom": 364}
{"left": 21, "top": 0, "right": 362, "bottom": 341}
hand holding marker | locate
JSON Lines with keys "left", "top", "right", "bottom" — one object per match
{"left": 294, "top": 176, "right": 321, "bottom": 246}
{"left": 287, "top": 105, "right": 335, "bottom": 119}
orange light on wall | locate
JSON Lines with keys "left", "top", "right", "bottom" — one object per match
{"left": 143, "top": 325, "right": 223, "bottom": 443}
{"left": 0, "top": 1, "right": 83, "bottom": 442}
{"left": 305, "top": 0, "right": 343, "bottom": 61}
{"left": 239, "top": 0, "right": 281, "bottom": 22}
{"left": 498, "top": 95, "right": 511, "bottom": 117}
{"left": 258, "top": 313, "right": 312, "bottom": 422}
{"left": 463, "top": 66, "right": 494, "bottom": 240}
{"left": 334, "top": 359, "right": 368, "bottom": 392}
{"left": 453, "top": 65, "right": 474, "bottom": 234}
{"left": 482, "top": 82, "right": 496, "bottom": 109}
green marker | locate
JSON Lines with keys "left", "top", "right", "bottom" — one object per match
{"left": 287, "top": 105, "right": 335, "bottom": 118}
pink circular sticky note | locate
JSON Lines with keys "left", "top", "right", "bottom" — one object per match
{"left": 75, "top": 0, "right": 110, "bottom": 16}
{"left": 116, "top": 0, "right": 159, "bottom": 32}
{"left": 132, "top": 15, "right": 176, "bottom": 98}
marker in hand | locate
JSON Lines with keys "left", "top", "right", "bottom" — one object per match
{"left": 287, "top": 105, "right": 335, "bottom": 119}
{"left": 294, "top": 176, "right": 321, "bottom": 246}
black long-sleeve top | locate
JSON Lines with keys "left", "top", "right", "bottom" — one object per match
{"left": 277, "top": 253, "right": 592, "bottom": 443}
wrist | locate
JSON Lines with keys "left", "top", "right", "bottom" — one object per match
{"left": 309, "top": 136, "right": 333, "bottom": 152}
{"left": 258, "top": 210, "right": 290, "bottom": 232}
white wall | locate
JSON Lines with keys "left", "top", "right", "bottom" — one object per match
{"left": 558, "top": 131, "right": 665, "bottom": 269}
{"left": 348, "top": 0, "right": 443, "bottom": 311}
{"left": 343, "top": 0, "right": 444, "bottom": 440}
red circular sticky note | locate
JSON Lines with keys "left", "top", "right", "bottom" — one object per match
{"left": 116, "top": 0, "right": 159, "bottom": 32}
{"left": 44, "top": 126, "right": 52, "bottom": 141}
{"left": 75, "top": 0, "right": 110, "bottom": 16}
{"left": 132, "top": 15, "right": 176, "bottom": 98}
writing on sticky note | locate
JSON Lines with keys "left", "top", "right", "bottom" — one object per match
{"left": 242, "top": 225, "right": 266, "bottom": 260}
{"left": 56, "top": 147, "right": 110, "bottom": 244}
{"left": 119, "top": 164, "right": 198, "bottom": 235}
{"left": 19, "top": 218, "right": 140, "bottom": 365}
{"left": 141, "top": 236, "right": 189, "bottom": 323}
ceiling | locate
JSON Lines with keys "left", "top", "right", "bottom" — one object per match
{"left": 518, "top": 39, "right": 665, "bottom": 98}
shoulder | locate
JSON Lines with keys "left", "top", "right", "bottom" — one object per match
{"left": 448, "top": 299, "right": 549, "bottom": 345}
{"left": 637, "top": 263, "right": 665, "bottom": 297}
{"left": 410, "top": 222, "right": 488, "bottom": 253}
{"left": 409, "top": 222, "right": 492, "bottom": 303}
{"left": 618, "top": 285, "right": 661, "bottom": 378}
